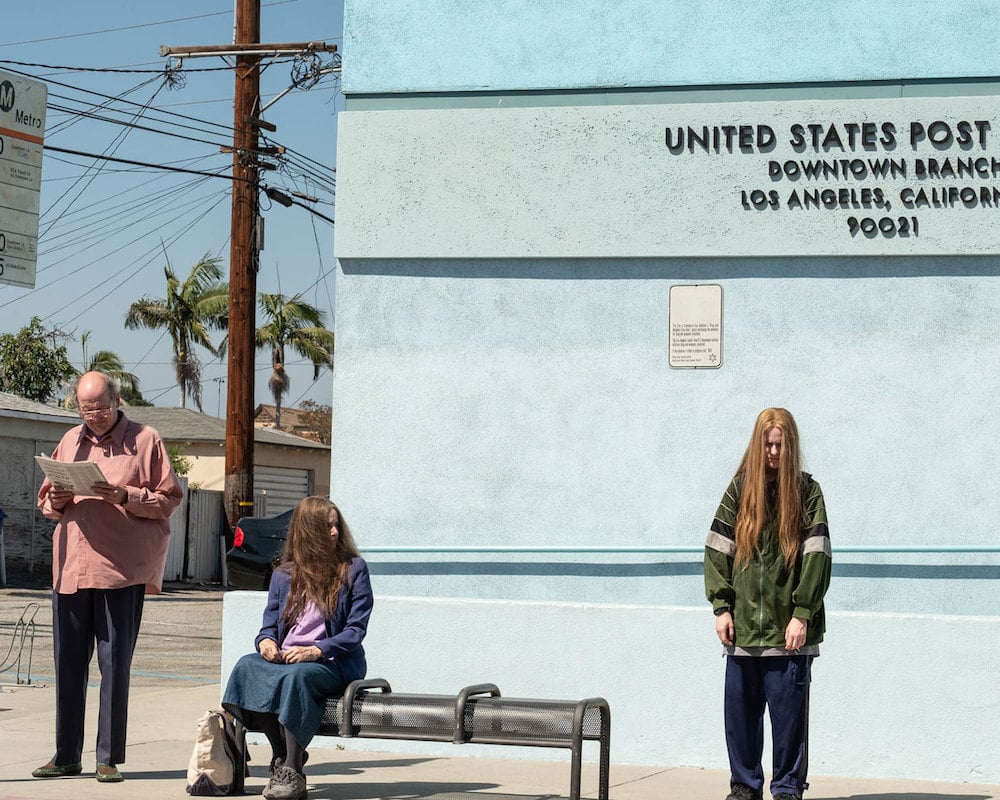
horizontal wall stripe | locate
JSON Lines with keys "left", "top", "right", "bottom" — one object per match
{"left": 345, "top": 79, "right": 1000, "bottom": 112}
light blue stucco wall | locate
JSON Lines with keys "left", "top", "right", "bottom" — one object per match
{"left": 271, "top": 0, "right": 1000, "bottom": 782}
{"left": 343, "top": 0, "right": 1000, "bottom": 93}
{"left": 333, "top": 259, "right": 1000, "bottom": 614}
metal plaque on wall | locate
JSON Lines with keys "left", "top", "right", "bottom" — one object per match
{"left": 669, "top": 284, "right": 722, "bottom": 369}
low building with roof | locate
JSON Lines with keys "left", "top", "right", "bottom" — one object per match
{"left": 253, "top": 403, "right": 330, "bottom": 443}
{"left": 0, "top": 393, "right": 81, "bottom": 581}
{"left": 125, "top": 406, "right": 330, "bottom": 511}
{"left": 0, "top": 394, "right": 328, "bottom": 584}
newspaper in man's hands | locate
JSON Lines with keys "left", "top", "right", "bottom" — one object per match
{"left": 35, "top": 455, "right": 108, "bottom": 497}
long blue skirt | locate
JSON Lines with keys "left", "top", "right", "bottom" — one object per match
{"left": 222, "top": 652, "right": 345, "bottom": 746}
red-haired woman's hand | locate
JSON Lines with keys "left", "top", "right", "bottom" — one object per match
{"left": 785, "top": 617, "right": 807, "bottom": 651}
{"left": 715, "top": 611, "right": 734, "bottom": 646}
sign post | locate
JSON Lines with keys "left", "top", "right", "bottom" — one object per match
{"left": 0, "top": 70, "right": 47, "bottom": 289}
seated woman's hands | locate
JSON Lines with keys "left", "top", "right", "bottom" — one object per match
{"left": 259, "top": 638, "right": 323, "bottom": 663}
{"left": 282, "top": 645, "right": 323, "bottom": 663}
{"left": 259, "top": 638, "right": 284, "bottom": 662}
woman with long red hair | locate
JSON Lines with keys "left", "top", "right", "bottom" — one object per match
{"left": 223, "top": 497, "right": 373, "bottom": 800}
{"left": 705, "top": 409, "right": 831, "bottom": 800}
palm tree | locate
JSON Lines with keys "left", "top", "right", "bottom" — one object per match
{"left": 63, "top": 331, "right": 146, "bottom": 408}
{"left": 124, "top": 254, "right": 228, "bottom": 410}
{"left": 255, "top": 292, "right": 335, "bottom": 428}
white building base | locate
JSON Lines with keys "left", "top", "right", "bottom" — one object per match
{"left": 221, "top": 592, "right": 998, "bottom": 784}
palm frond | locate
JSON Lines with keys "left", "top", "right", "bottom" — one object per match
{"left": 124, "top": 252, "right": 229, "bottom": 407}
{"left": 255, "top": 290, "right": 335, "bottom": 410}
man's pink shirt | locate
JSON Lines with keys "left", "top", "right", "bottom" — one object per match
{"left": 37, "top": 413, "right": 184, "bottom": 594}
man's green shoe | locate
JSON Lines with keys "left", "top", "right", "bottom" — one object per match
{"left": 96, "top": 762, "right": 124, "bottom": 783}
{"left": 32, "top": 761, "right": 83, "bottom": 778}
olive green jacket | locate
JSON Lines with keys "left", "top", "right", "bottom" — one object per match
{"left": 704, "top": 472, "right": 831, "bottom": 649}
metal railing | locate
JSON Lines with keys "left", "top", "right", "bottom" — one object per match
{"left": 0, "top": 601, "right": 39, "bottom": 685}
{"left": 359, "top": 544, "right": 999, "bottom": 554}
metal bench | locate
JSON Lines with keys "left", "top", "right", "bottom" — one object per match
{"left": 239, "top": 678, "right": 611, "bottom": 800}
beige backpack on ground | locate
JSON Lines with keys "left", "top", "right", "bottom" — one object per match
{"left": 185, "top": 709, "right": 247, "bottom": 796}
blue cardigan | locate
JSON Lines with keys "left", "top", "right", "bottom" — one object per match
{"left": 254, "top": 556, "right": 373, "bottom": 682}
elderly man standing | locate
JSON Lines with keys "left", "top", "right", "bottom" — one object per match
{"left": 33, "top": 371, "right": 183, "bottom": 783}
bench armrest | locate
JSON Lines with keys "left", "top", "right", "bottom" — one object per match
{"left": 453, "top": 683, "right": 502, "bottom": 743}
{"left": 339, "top": 677, "right": 392, "bottom": 737}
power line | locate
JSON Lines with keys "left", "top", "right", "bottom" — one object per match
{"left": 0, "top": 1, "right": 308, "bottom": 48}
{"left": 47, "top": 91, "right": 233, "bottom": 137}
{"left": 59, "top": 195, "right": 231, "bottom": 325}
{"left": 46, "top": 100, "right": 234, "bottom": 150}
{"left": 4, "top": 66, "right": 236, "bottom": 136}
{"left": 0, "top": 190, "right": 229, "bottom": 313}
{"left": 39, "top": 80, "right": 177, "bottom": 251}
{"left": 0, "top": 7, "right": 340, "bottom": 422}
{"left": 0, "top": 58, "right": 241, "bottom": 74}
{"left": 39, "top": 82, "right": 337, "bottom": 197}
{"left": 42, "top": 144, "right": 336, "bottom": 227}
{"left": 41, "top": 178, "right": 221, "bottom": 262}
{"left": 307, "top": 212, "right": 336, "bottom": 322}
{"left": 6, "top": 62, "right": 338, "bottom": 204}
{"left": 42, "top": 145, "right": 253, "bottom": 183}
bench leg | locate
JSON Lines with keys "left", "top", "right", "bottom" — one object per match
{"left": 599, "top": 729, "right": 610, "bottom": 800}
{"left": 570, "top": 740, "right": 610, "bottom": 800}
{"left": 599, "top": 705, "right": 611, "bottom": 800}
{"left": 570, "top": 742, "right": 583, "bottom": 800}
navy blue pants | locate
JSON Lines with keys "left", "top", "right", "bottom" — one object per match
{"left": 724, "top": 654, "right": 812, "bottom": 797}
{"left": 51, "top": 585, "right": 145, "bottom": 766}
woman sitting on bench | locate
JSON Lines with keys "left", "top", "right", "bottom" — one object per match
{"left": 223, "top": 496, "right": 373, "bottom": 800}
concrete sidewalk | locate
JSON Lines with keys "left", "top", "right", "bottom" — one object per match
{"left": 1, "top": 679, "right": 997, "bottom": 800}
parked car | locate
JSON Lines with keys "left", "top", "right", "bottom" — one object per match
{"left": 225, "top": 508, "right": 294, "bottom": 590}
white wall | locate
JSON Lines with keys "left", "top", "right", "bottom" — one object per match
{"left": 222, "top": 592, "right": 1000, "bottom": 783}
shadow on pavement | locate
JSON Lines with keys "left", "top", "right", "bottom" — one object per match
{"left": 307, "top": 783, "right": 512, "bottom": 800}
{"left": 819, "top": 794, "right": 994, "bottom": 800}
{"left": 280, "top": 755, "right": 440, "bottom": 776}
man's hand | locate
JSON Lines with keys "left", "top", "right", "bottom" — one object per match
{"left": 92, "top": 481, "right": 128, "bottom": 505}
{"left": 282, "top": 645, "right": 323, "bottom": 664}
{"left": 785, "top": 617, "right": 807, "bottom": 651}
{"left": 47, "top": 487, "right": 76, "bottom": 511}
{"left": 715, "top": 610, "right": 734, "bottom": 646}
{"left": 259, "top": 639, "right": 284, "bottom": 663}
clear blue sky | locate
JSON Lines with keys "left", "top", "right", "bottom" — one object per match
{"left": 0, "top": 0, "right": 344, "bottom": 415}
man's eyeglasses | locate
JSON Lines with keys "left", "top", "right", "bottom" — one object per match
{"left": 80, "top": 406, "right": 115, "bottom": 419}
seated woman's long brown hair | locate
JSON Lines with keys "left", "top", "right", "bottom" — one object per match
{"left": 279, "top": 496, "right": 361, "bottom": 625}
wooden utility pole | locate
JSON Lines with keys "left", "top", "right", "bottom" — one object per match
{"left": 224, "top": 0, "right": 262, "bottom": 528}
{"left": 161, "top": 16, "right": 337, "bottom": 528}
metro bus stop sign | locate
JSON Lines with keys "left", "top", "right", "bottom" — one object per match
{"left": 0, "top": 70, "right": 47, "bottom": 289}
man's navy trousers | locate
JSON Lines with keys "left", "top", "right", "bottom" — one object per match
{"left": 52, "top": 584, "right": 145, "bottom": 767}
